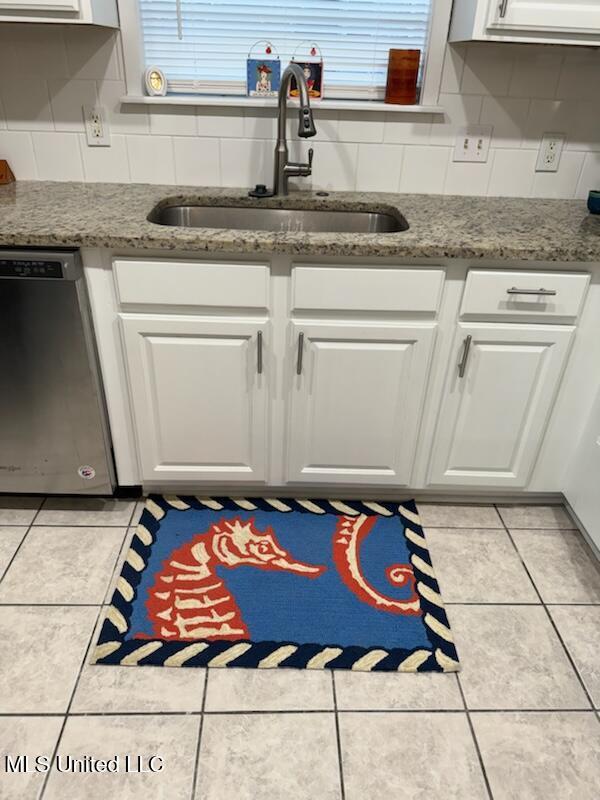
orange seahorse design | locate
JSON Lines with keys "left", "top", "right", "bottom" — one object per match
{"left": 332, "top": 514, "right": 421, "bottom": 616}
{"left": 138, "top": 517, "right": 326, "bottom": 642}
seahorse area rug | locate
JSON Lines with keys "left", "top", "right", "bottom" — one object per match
{"left": 92, "top": 496, "right": 459, "bottom": 673}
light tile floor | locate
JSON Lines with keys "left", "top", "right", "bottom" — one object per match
{"left": 1, "top": 496, "right": 599, "bottom": 800}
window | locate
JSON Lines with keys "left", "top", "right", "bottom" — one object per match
{"left": 136, "top": 0, "right": 435, "bottom": 100}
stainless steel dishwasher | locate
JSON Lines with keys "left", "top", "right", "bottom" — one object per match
{"left": 0, "top": 248, "right": 115, "bottom": 494}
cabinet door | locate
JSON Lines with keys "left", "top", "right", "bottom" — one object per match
{"left": 429, "top": 324, "right": 573, "bottom": 487}
{"left": 488, "top": 0, "right": 600, "bottom": 34}
{"left": 120, "top": 315, "right": 268, "bottom": 483}
{"left": 286, "top": 322, "right": 436, "bottom": 485}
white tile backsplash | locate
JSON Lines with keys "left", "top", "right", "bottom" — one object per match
{"left": 460, "top": 42, "right": 515, "bottom": 97}
{"left": 383, "top": 113, "right": 432, "bottom": 146}
{"left": 480, "top": 96, "right": 529, "bottom": 148}
{"left": 63, "top": 26, "right": 121, "bottom": 81}
{"left": 48, "top": 78, "right": 97, "bottom": 133}
{"left": 444, "top": 158, "right": 493, "bottom": 196}
{"left": 126, "top": 135, "right": 175, "bottom": 184}
{"left": 532, "top": 150, "right": 585, "bottom": 198}
{"left": 311, "top": 141, "right": 358, "bottom": 191}
{"left": 523, "top": 99, "right": 578, "bottom": 150}
{"left": 197, "top": 108, "right": 244, "bottom": 138}
{"left": 429, "top": 93, "right": 483, "bottom": 147}
{"left": 31, "top": 132, "right": 83, "bottom": 180}
{"left": 576, "top": 152, "right": 600, "bottom": 198}
{"left": 220, "top": 138, "right": 273, "bottom": 188}
{"left": 173, "top": 136, "right": 220, "bottom": 186}
{"left": 488, "top": 149, "right": 537, "bottom": 197}
{"left": 2, "top": 77, "right": 53, "bottom": 131}
{"left": 150, "top": 107, "right": 197, "bottom": 137}
{"left": 508, "top": 48, "right": 564, "bottom": 100}
{"left": 337, "top": 112, "right": 386, "bottom": 144}
{"left": 399, "top": 146, "right": 450, "bottom": 194}
{"left": 97, "top": 80, "right": 150, "bottom": 135}
{"left": 80, "top": 133, "right": 130, "bottom": 182}
{"left": 355, "top": 143, "right": 403, "bottom": 192}
{"left": 0, "top": 24, "right": 599, "bottom": 198}
{"left": 0, "top": 131, "right": 38, "bottom": 179}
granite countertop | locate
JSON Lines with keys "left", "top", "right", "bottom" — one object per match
{"left": 1, "top": 180, "right": 600, "bottom": 262}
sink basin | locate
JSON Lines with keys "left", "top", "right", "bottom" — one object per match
{"left": 148, "top": 204, "right": 408, "bottom": 234}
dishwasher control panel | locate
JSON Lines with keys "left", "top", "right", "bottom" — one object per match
{"left": 0, "top": 259, "right": 64, "bottom": 279}
{"left": 0, "top": 249, "right": 81, "bottom": 281}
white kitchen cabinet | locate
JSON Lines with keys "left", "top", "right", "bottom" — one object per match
{"left": 565, "top": 387, "right": 600, "bottom": 554}
{"left": 286, "top": 322, "right": 437, "bottom": 485}
{"left": 0, "top": 0, "right": 118, "bottom": 26}
{"left": 428, "top": 323, "right": 574, "bottom": 487}
{"left": 119, "top": 314, "right": 268, "bottom": 484}
{"left": 450, "top": 0, "right": 600, "bottom": 44}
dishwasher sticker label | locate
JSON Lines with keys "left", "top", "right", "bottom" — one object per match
{"left": 78, "top": 465, "right": 96, "bottom": 480}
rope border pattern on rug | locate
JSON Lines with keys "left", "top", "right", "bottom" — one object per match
{"left": 91, "top": 496, "right": 460, "bottom": 672}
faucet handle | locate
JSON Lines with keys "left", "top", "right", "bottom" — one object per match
{"left": 307, "top": 148, "right": 314, "bottom": 169}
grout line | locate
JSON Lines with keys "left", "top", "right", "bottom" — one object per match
{"left": 456, "top": 675, "right": 494, "bottom": 800}
{"left": 445, "top": 601, "right": 542, "bottom": 606}
{"left": 494, "top": 504, "right": 596, "bottom": 711}
{"left": 2, "top": 708, "right": 598, "bottom": 718}
{"left": 330, "top": 673, "right": 346, "bottom": 800}
{"left": 0, "top": 526, "right": 32, "bottom": 585}
{"left": 0, "top": 503, "right": 44, "bottom": 585}
{"left": 102, "top": 526, "right": 131, "bottom": 605}
{"left": 39, "top": 604, "right": 106, "bottom": 799}
{"left": 31, "top": 522, "right": 136, "bottom": 528}
{"left": 190, "top": 669, "right": 210, "bottom": 800}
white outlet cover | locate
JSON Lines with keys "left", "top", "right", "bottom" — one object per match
{"left": 83, "top": 105, "right": 111, "bottom": 147}
{"left": 453, "top": 125, "right": 493, "bottom": 163}
{"left": 536, "top": 132, "right": 565, "bottom": 173}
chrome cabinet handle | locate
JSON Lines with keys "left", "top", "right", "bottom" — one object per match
{"left": 499, "top": 0, "right": 509, "bottom": 18}
{"left": 458, "top": 335, "right": 472, "bottom": 379}
{"left": 296, "top": 332, "right": 304, "bottom": 375}
{"left": 257, "top": 330, "right": 263, "bottom": 374}
{"left": 506, "top": 287, "right": 557, "bottom": 296}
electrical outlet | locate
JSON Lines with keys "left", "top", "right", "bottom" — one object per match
{"left": 536, "top": 133, "right": 564, "bottom": 173}
{"left": 453, "top": 125, "right": 492, "bottom": 163}
{"left": 83, "top": 105, "right": 110, "bottom": 147}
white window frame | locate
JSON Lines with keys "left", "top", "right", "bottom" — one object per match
{"left": 118, "top": 0, "right": 451, "bottom": 114}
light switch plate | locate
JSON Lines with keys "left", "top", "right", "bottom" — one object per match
{"left": 453, "top": 125, "right": 493, "bottom": 163}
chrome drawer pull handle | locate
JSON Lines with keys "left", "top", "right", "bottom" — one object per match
{"left": 458, "top": 335, "right": 472, "bottom": 379}
{"left": 257, "top": 330, "right": 263, "bottom": 374}
{"left": 296, "top": 332, "right": 304, "bottom": 376}
{"left": 499, "top": 0, "right": 509, "bottom": 17}
{"left": 506, "top": 287, "right": 557, "bottom": 296}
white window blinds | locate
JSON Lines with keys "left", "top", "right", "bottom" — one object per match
{"left": 139, "top": 0, "right": 433, "bottom": 99}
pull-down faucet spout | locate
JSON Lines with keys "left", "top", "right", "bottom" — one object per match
{"left": 273, "top": 62, "right": 317, "bottom": 196}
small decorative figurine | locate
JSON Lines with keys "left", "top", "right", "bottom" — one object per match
{"left": 144, "top": 66, "right": 167, "bottom": 97}
{"left": 247, "top": 41, "right": 281, "bottom": 97}
{"left": 290, "top": 43, "right": 324, "bottom": 100}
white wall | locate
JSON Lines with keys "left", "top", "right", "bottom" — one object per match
{"left": 2, "top": 22, "right": 600, "bottom": 197}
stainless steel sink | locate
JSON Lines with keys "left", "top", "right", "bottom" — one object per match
{"left": 148, "top": 204, "right": 408, "bottom": 234}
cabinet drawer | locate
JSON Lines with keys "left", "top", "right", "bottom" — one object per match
{"left": 113, "top": 259, "right": 269, "bottom": 309}
{"left": 291, "top": 266, "right": 445, "bottom": 314}
{"left": 460, "top": 270, "right": 590, "bottom": 321}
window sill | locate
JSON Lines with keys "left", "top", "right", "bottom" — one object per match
{"left": 120, "top": 94, "right": 444, "bottom": 115}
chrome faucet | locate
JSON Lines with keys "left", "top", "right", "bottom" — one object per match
{"left": 273, "top": 62, "right": 317, "bottom": 196}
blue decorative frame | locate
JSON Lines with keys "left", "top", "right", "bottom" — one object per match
{"left": 92, "top": 496, "right": 459, "bottom": 672}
